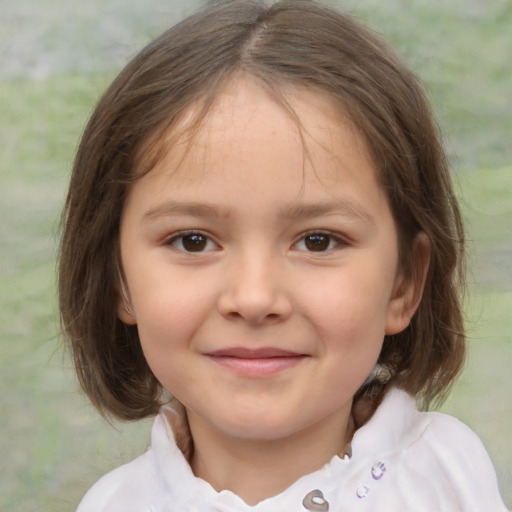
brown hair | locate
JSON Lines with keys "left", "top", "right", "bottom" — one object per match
{"left": 59, "top": 0, "right": 465, "bottom": 421}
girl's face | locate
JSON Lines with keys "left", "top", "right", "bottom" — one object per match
{"left": 118, "top": 78, "right": 420, "bottom": 443}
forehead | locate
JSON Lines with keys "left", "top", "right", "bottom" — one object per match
{"left": 140, "top": 78, "right": 371, "bottom": 177}
{"left": 127, "top": 77, "right": 385, "bottom": 213}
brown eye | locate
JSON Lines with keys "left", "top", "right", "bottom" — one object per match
{"left": 181, "top": 234, "right": 208, "bottom": 252}
{"left": 304, "top": 234, "right": 331, "bottom": 251}
{"left": 169, "top": 233, "right": 217, "bottom": 252}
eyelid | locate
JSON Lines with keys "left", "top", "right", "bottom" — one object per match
{"left": 164, "top": 230, "right": 220, "bottom": 252}
{"left": 292, "top": 230, "right": 350, "bottom": 252}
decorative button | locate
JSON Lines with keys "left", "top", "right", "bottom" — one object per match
{"left": 371, "top": 461, "right": 386, "bottom": 480}
{"left": 302, "top": 489, "right": 329, "bottom": 511}
{"left": 356, "top": 485, "right": 370, "bottom": 499}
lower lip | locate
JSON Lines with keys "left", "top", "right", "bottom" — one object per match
{"left": 207, "top": 355, "right": 306, "bottom": 377}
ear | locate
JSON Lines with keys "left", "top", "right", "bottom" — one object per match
{"left": 117, "top": 297, "right": 137, "bottom": 325}
{"left": 117, "top": 279, "right": 137, "bottom": 325}
{"left": 385, "top": 233, "right": 431, "bottom": 335}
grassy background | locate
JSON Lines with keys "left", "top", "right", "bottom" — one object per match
{"left": 1, "top": 1, "right": 510, "bottom": 510}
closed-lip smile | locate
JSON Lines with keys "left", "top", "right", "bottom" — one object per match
{"left": 205, "top": 347, "right": 308, "bottom": 377}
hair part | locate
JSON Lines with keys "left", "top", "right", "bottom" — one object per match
{"left": 59, "top": 0, "right": 465, "bottom": 421}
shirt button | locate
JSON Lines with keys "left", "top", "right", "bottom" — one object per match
{"left": 302, "top": 489, "right": 329, "bottom": 511}
{"left": 356, "top": 485, "right": 370, "bottom": 499}
{"left": 371, "top": 461, "right": 387, "bottom": 480}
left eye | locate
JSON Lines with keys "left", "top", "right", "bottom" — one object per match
{"left": 167, "top": 233, "right": 218, "bottom": 253}
{"left": 294, "top": 233, "right": 342, "bottom": 252}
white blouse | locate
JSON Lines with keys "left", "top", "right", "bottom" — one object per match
{"left": 77, "top": 388, "right": 507, "bottom": 511}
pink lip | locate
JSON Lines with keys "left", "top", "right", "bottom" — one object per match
{"left": 205, "top": 347, "right": 307, "bottom": 377}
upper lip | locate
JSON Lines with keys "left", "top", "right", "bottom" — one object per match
{"left": 206, "top": 347, "right": 305, "bottom": 359}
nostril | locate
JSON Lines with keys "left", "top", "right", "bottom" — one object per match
{"left": 217, "top": 274, "right": 293, "bottom": 324}
{"left": 219, "top": 301, "right": 291, "bottom": 325}
{"left": 224, "top": 310, "right": 282, "bottom": 324}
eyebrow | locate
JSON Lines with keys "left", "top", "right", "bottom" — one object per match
{"left": 143, "top": 201, "right": 232, "bottom": 221}
{"left": 280, "top": 201, "right": 374, "bottom": 224}
{"left": 142, "top": 199, "right": 374, "bottom": 224}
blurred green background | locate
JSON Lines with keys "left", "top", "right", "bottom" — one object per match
{"left": 1, "top": 1, "right": 510, "bottom": 510}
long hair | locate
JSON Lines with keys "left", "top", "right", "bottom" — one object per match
{"left": 59, "top": 0, "right": 465, "bottom": 420}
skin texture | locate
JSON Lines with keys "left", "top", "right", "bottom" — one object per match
{"left": 117, "top": 78, "right": 428, "bottom": 504}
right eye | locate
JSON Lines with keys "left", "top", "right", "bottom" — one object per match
{"left": 167, "top": 232, "right": 218, "bottom": 253}
{"left": 293, "top": 231, "right": 346, "bottom": 253}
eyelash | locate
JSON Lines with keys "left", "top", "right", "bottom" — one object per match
{"left": 165, "top": 230, "right": 348, "bottom": 254}
{"left": 165, "top": 231, "right": 219, "bottom": 253}
{"left": 293, "top": 231, "right": 347, "bottom": 253}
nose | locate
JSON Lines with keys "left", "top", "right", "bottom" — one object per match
{"left": 217, "top": 252, "right": 292, "bottom": 325}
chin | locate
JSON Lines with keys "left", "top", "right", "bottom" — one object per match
{"left": 216, "top": 413, "right": 307, "bottom": 442}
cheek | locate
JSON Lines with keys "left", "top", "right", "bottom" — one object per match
{"left": 135, "top": 291, "right": 208, "bottom": 344}
{"left": 129, "top": 271, "right": 216, "bottom": 361}
{"left": 133, "top": 294, "right": 207, "bottom": 397}
{"left": 303, "top": 265, "right": 395, "bottom": 339}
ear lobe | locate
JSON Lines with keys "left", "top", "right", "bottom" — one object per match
{"left": 385, "top": 233, "right": 431, "bottom": 335}
{"left": 116, "top": 258, "right": 137, "bottom": 325}
{"left": 117, "top": 278, "right": 137, "bottom": 325}
{"left": 117, "top": 296, "right": 137, "bottom": 325}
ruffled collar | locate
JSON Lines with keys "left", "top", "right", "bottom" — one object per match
{"left": 150, "top": 388, "right": 421, "bottom": 511}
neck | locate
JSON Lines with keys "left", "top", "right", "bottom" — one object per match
{"left": 188, "top": 408, "right": 354, "bottom": 506}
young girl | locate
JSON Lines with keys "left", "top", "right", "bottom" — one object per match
{"left": 59, "top": 1, "right": 507, "bottom": 510}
